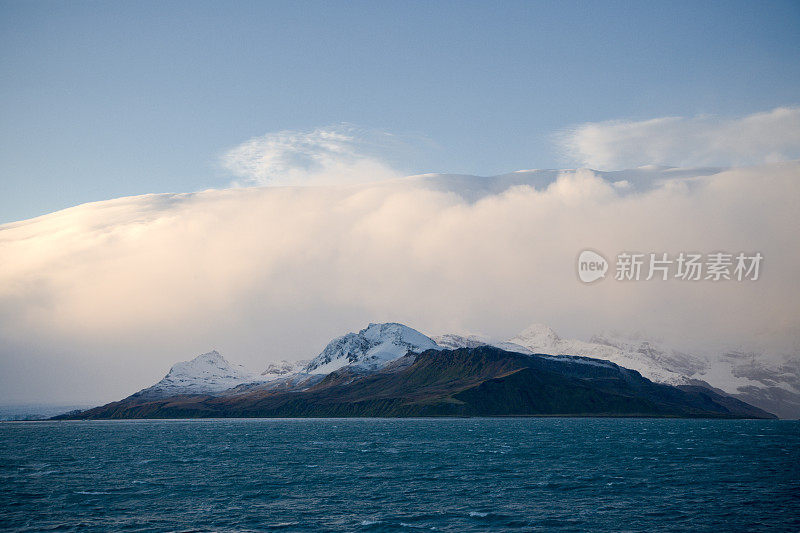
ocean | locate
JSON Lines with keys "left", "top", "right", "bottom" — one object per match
{"left": 1, "top": 418, "right": 798, "bottom": 532}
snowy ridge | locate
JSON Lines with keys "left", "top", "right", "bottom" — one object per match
{"left": 506, "top": 325, "right": 690, "bottom": 385}
{"left": 435, "top": 324, "right": 702, "bottom": 384}
{"left": 432, "top": 333, "right": 492, "bottom": 350}
{"left": 433, "top": 333, "right": 533, "bottom": 355}
{"left": 437, "top": 323, "right": 798, "bottom": 418}
{"left": 305, "top": 322, "right": 440, "bottom": 374}
{"left": 261, "top": 360, "right": 309, "bottom": 380}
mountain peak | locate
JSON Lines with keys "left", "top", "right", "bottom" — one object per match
{"left": 166, "top": 350, "right": 230, "bottom": 376}
{"left": 508, "top": 323, "right": 561, "bottom": 350}
{"left": 135, "top": 349, "right": 259, "bottom": 398}
{"left": 192, "top": 349, "right": 222, "bottom": 361}
{"left": 305, "top": 322, "right": 439, "bottom": 374}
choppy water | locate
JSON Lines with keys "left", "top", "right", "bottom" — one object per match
{"left": 0, "top": 418, "right": 798, "bottom": 532}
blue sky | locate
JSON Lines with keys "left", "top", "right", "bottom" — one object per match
{"left": 1, "top": 0, "right": 799, "bottom": 223}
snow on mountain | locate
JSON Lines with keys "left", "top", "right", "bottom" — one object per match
{"left": 692, "top": 349, "right": 800, "bottom": 419}
{"left": 432, "top": 333, "right": 493, "bottom": 350}
{"left": 131, "top": 324, "right": 439, "bottom": 399}
{"left": 305, "top": 322, "right": 440, "bottom": 374}
{"left": 502, "top": 324, "right": 800, "bottom": 418}
{"left": 508, "top": 323, "right": 561, "bottom": 353}
{"left": 135, "top": 350, "right": 265, "bottom": 398}
{"left": 437, "top": 323, "right": 720, "bottom": 386}
{"left": 505, "top": 324, "right": 698, "bottom": 385}
{"left": 434, "top": 332, "right": 533, "bottom": 355}
{"left": 261, "top": 360, "right": 309, "bottom": 380}
{"left": 589, "top": 331, "right": 707, "bottom": 378}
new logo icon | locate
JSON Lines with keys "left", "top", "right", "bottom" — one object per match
{"left": 577, "top": 250, "right": 608, "bottom": 283}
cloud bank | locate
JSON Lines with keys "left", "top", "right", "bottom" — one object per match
{"left": 221, "top": 125, "right": 409, "bottom": 186}
{"left": 1, "top": 161, "right": 798, "bottom": 403}
{"left": 558, "top": 106, "right": 800, "bottom": 169}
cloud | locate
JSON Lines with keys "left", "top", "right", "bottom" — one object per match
{"left": 558, "top": 106, "right": 800, "bottom": 169}
{"left": 220, "top": 124, "right": 408, "bottom": 186}
{"left": 1, "top": 161, "right": 798, "bottom": 403}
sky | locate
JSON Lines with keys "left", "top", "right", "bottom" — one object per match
{"left": 1, "top": 0, "right": 799, "bottom": 223}
{"left": 0, "top": 1, "right": 799, "bottom": 405}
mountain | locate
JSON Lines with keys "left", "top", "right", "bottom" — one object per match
{"left": 429, "top": 324, "right": 799, "bottom": 418}
{"left": 55, "top": 321, "right": 788, "bottom": 419}
{"left": 443, "top": 324, "right": 665, "bottom": 379}
{"left": 503, "top": 324, "right": 691, "bottom": 386}
{"left": 86, "top": 323, "right": 440, "bottom": 404}
{"left": 130, "top": 350, "right": 264, "bottom": 399}
{"left": 697, "top": 350, "right": 800, "bottom": 420}
{"left": 481, "top": 324, "right": 798, "bottom": 419}
{"left": 60, "top": 346, "right": 774, "bottom": 419}
{"left": 304, "top": 322, "right": 439, "bottom": 374}
{"left": 82, "top": 323, "right": 438, "bottom": 406}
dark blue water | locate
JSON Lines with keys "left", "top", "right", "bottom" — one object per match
{"left": 0, "top": 419, "right": 798, "bottom": 532}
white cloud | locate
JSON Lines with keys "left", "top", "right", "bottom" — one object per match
{"left": 1, "top": 162, "right": 798, "bottom": 403}
{"left": 558, "top": 106, "right": 800, "bottom": 169}
{"left": 221, "top": 125, "right": 405, "bottom": 186}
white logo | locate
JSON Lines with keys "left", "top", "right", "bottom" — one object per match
{"left": 577, "top": 250, "right": 608, "bottom": 283}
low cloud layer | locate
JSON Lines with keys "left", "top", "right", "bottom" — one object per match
{"left": 1, "top": 160, "right": 798, "bottom": 403}
{"left": 558, "top": 106, "right": 800, "bottom": 169}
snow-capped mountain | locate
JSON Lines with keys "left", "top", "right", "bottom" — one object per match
{"left": 439, "top": 323, "right": 716, "bottom": 385}
{"left": 505, "top": 324, "right": 692, "bottom": 386}
{"left": 525, "top": 327, "right": 797, "bottom": 416}
{"left": 692, "top": 350, "right": 800, "bottom": 420}
{"left": 127, "top": 323, "right": 439, "bottom": 400}
{"left": 68, "top": 343, "right": 774, "bottom": 420}
{"left": 583, "top": 331, "right": 800, "bottom": 419}
{"left": 437, "top": 323, "right": 799, "bottom": 418}
{"left": 305, "top": 322, "right": 440, "bottom": 374}
{"left": 122, "top": 321, "right": 797, "bottom": 418}
{"left": 134, "top": 350, "right": 265, "bottom": 398}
